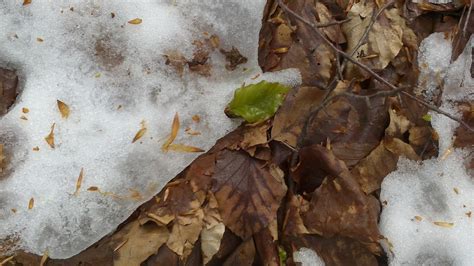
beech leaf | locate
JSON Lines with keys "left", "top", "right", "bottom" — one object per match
{"left": 225, "top": 81, "right": 290, "bottom": 123}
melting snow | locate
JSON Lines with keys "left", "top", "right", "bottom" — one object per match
{"left": 0, "top": 0, "right": 300, "bottom": 259}
{"left": 379, "top": 33, "right": 473, "bottom": 265}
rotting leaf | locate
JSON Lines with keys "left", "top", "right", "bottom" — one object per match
{"left": 57, "top": 100, "right": 70, "bottom": 119}
{"left": 132, "top": 120, "right": 147, "bottom": 143}
{"left": 44, "top": 123, "right": 55, "bottom": 149}
{"left": 73, "top": 168, "right": 84, "bottom": 196}
{"left": 212, "top": 149, "right": 287, "bottom": 239}
{"left": 127, "top": 18, "right": 142, "bottom": 25}
{"left": 28, "top": 198, "right": 34, "bottom": 210}
{"left": 164, "top": 50, "right": 187, "bottom": 76}
{"left": 225, "top": 81, "right": 290, "bottom": 123}
{"left": 162, "top": 113, "right": 179, "bottom": 151}
{"left": 220, "top": 47, "right": 248, "bottom": 71}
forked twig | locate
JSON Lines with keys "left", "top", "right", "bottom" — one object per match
{"left": 277, "top": 0, "right": 474, "bottom": 133}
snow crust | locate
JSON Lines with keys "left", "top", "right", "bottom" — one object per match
{"left": 379, "top": 33, "right": 473, "bottom": 265}
{"left": 0, "top": 0, "right": 300, "bottom": 259}
{"left": 293, "top": 248, "right": 325, "bottom": 266}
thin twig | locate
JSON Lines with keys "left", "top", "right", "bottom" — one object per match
{"left": 316, "top": 18, "right": 351, "bottom": 28}
{"left": 277, "top": 0, "right": 474, "bottom": 133}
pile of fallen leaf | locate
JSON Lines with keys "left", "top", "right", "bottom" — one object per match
{"left": 2, "top": 0, "right": 473, "bottom": 265}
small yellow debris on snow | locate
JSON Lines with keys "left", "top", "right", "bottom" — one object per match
{"left": 28, "top": 198, "right": 34, "bottom": 209}
{"left": 414, "top": 216, "right": 423, "bottom": 221}
{"left": 57, "top": 100, "right": 70, "bottom": 119}
{"left": 128, "top": 18, "right": 142, "bottom": 25}
{"left": 73, "top": 168, "right": 84, "bottom": 196}
{"left": 20, "top": 115, "right": 28, "bottom": 120}
{"left": 22, "top": 107, "right": 29, "bottom": 113}
{"left": 32, "top": 146, "right": 40, "bottom": 151}
{"left": 44, "top": 123, "right": 56, "bottom": 148}
{"left": 36, "top": 37, "right": 44, "bottom": 42}
{"left": 132, "top": 120, "right": 147, "bottom": 143}
{"left": 433, "top": 221, "right": 454, "bottom": 228}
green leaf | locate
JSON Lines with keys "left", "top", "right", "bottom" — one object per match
{"left": 225, "top": 80, "right": 290, "bottom": 123}
{"left": 422, "top": 114, "right": 432, "bottom": 122}
{"left": 278, "top": 245, "right": 287, "bottom": 266}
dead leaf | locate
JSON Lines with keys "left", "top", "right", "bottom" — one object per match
{"left": 128, "top": 18, "right": 142, "bottom": 25}
{"left": 113, "top": 221, "right": 169, "bottom": 266}
{"left": 220, "top": 47, "right": 248, "bottom": 70}
{"left": 44, "top": 123, "right": 55, "bottom": 149}
{"left": 57, "top": 100, "right": 70, "bottom": 119}
{"left": 352, "top": 138, "right": 419, "bottom": 194}
{"left": 164, "top": 50, "right": 187, "bottom": 76}
{"left": 301, "top": 95, "right": 389, "bottom": 167}
{"left": 162, "top": 113, "right": 179, "bottom": 151}
{"left": 22, "top": 0, "right": 31, "bottom": 5}
{"left": 132, "top": 120, "right": 147, "bottom": 143}
{"left": 32, "top": 146, "right": 39, "bottom": 151}
{"left": 299, "top": 145, "right": 381, "bottom": 245}
{"left": 28, "top": 198, "right": 34, "bottom": 209}
{"left": 212, "top": 149, "right": 287, "bottom": 239}
{"left": 73, "top": 168, "right": 84, "bottom": 196}
{"left": 201, "top": 193, "right": 225, "bottom": 264}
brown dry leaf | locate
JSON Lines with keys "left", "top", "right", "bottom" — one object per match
{"left": 282, "top": 192, "right": 309, "bottom": 236}
{"left": 0, "top": 68, "right": 19, "bottom": 116}
{"left": 211, "top": 149, "right": 287, "bottom": 239}
{"left": 32, "top": 146, "right": 39, "bottom": 151}
{"left": 167, "top": 143, "right": 204, "bottom": 153}
{"left": 271, "top": 86, "right": 325, "bottom": 147}
{"left": 28, "top": 198, "right": 34, "bottom": 209}
{"left": 113, "top": 221, "right": 169, "bottom": 266}
{"left": 0, "top": 256, "right": 15, "bottom": 265}
{"left": 132, "top": 120, "right": 147, "bottom": 143}
{"left": 222, "top": 239, "right": 256, "bottom": 266}
{"left": 127, "top": 18, "right": 142, "bottom": 24}
{"left": 23, "top": 0, "right": 31, "bottom": 5}
{"left": 57, "top": 100, "right": 70, "bottom": 119}
{"left": 166, "top": 209, "right": 204, "bottom": 257}
{"left": 386, "top": 108, "right": 411, "bottom": 137}
{"left": 220, "top": 47, "right": 248, "bottom": 71}
{"left": 44, "top": 123, "right": 55, "bottom": 149}
{"left": 73, "top": 168, "right": 84, "bottom": 196}
{"left": 201, "top": 193, "right": 225, "bottom": 264}
{"left": 299, "top": 145, "right": 381, "bottom": 245}
{"left": 352, "top": 138, "right": 419, "bottom": 194}
{"left": 301, "top": 94, "right": 389, "bottom": 167}
{"left": 162, "top": 113, "right": 179, "bottom": 151}
{"left": 259, "top": 0, "right": 339, "bottom": 86}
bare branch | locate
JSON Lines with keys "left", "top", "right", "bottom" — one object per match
{"left": 277, "top": 0, "right": 474, "bottom": 133}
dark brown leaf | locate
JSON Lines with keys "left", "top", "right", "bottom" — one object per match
{"left": 212, "top": 149, "right": 287, "bottom": 239}
{"left": 220, "top": 47, "right": 248, "bottom": 70}
{"left": 299, "top": 145, "right": 381, "bottom": 245}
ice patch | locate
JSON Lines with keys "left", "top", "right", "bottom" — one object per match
{"left": 293, "top": 248, "right": 325, "bottom": 266}
{"left": 0, "top": 0, "right": 300, "bottom": 259}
